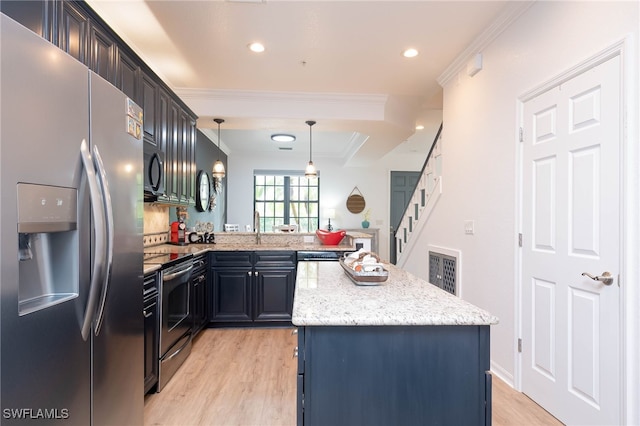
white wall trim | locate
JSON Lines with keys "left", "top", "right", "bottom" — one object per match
{"left": 620, "top": 32, "right": 640, "bottom": 426}
{"left": 519, "top": 39, "right": 627, "bottom": 103}
{"left": 437, "top": 1, "right": 535, "bottom": 87}
{"left": 515, "top": 38, "right": 638, "bottom": 424}
{"left": 491, "top": 360, "right": 515, "bottom": 388}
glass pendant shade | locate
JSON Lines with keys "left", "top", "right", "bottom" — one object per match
{"left": 212, "top": 160, "right": 225, "bottom": 179}
{"left": 305, "top": 161, "right": 316, "bottom": 177}
{"left": 305, "top": 120, "right": 317, "bottom": 177}
{"left": 213, "top": 118, "right": 225, "bottom": 179}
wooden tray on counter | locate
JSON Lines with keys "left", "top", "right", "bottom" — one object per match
{"left": 338, "top": 257, "right": 389, "bottom": 286}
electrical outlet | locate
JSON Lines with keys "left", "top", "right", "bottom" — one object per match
{"left": 464, "top": 220, "right": 475, "bottom": 235}
{"left": 303, "top": 236, "right": 315, "bottom": 243}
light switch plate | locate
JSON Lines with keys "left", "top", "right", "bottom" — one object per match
{"left": 464, "top": 220, "right": 475, "bottom": 235}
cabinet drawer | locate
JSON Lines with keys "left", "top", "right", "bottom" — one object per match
{"left": 254, "top": 250, "right": 296, "bottom": 267}
{"left": 209, "top": 251, "right": 253, "bottom": 267}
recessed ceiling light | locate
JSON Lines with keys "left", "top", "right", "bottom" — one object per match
{"left": 271, "top": 134, "right": 296, "bottom": 142}
{"left": 415, "top": 125, "right": 424, "bottom": 130}
{"left": 248, "top": 42, "right": 265, "bottom": 53}
{"left": 403, "top": 48, "right": 419, "bottom": 58}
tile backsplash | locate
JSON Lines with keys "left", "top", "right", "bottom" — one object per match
{"left": 143, "top": 204, "right": 169, "bottom": 247}
{"left": 144, "top": 204, "right": 169, "bottom": 234}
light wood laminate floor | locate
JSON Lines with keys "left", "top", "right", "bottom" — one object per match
{"left": 144, "top": 328, "right": 563, "bottom": 426}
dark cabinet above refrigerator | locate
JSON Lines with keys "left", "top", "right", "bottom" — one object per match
{"left": 0, "top": 0, "right": 199, "bottom": 206}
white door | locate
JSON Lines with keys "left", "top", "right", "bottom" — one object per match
{"left": 520, "top": 55, "right": 621, "bottom": 425}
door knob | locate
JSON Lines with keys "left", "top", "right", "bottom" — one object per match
{"left": 581, "top": 271, "right": 614, "bottom": 286}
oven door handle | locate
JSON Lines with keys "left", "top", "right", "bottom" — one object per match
{"left": 163, "top": 264, "right": 194, "bottom": 282}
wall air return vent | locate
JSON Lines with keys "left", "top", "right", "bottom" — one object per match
{"left": 428, "top": 247, "right": 460, "bottom": 296}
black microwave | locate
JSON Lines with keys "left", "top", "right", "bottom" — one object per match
{"left": 143, "top": 147, "right": 165, "bottom": 198}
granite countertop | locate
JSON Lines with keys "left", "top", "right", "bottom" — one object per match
{"left": 144, "top": 263, "right": 162, "bottom": 275}
{"left": 145, "top": 242, "right": 355, "bottom": 255}
{"left": 292, "top": 261, "right": 499, "bottom": 327}
{"left": 142, "top": 238, "right": 361, "bottom": 275}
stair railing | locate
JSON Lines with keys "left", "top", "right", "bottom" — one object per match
{"left": 393, "top": 122, "right": 442, "bottom": 236}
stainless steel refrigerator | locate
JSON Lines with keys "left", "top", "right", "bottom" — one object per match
{"left": 0, "top": 14, "right": 144, "bottom": 425}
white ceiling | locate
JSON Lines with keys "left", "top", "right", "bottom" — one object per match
{"left": 87, "top": 0, "right": 511, "bottom": 166}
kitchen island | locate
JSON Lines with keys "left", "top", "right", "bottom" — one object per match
{"left": 292, "top": 261, "right": 499, "bottom": 426}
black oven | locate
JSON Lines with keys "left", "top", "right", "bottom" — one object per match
{"left": 158, "top": 257, "right": 193, "bottom": 391}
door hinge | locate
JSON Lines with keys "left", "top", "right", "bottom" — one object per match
{"left": 518, "top": 338, "right": 522, "bottom": 353}
{"left": 518, "top": 233, "right": 523, "bottom": 247}
{"left": 519, "top": 127, "right": 524, "bottom": 142}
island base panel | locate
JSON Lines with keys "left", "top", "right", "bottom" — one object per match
{"left": 298, "top": 325, "right": 491, "bottom": 426}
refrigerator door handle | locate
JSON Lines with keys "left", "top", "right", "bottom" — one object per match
{"left": 92, "top": 145, "right": 114, "bottom": 336}
{"left": 80, "top": 140, "right": 107, "bottom": 341}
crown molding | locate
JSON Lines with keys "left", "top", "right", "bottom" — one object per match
{"left": 175, "top": 88, "right": 390, "bottom": 121}
{"left": 175, "top": 88, "right": 387, "bottom": 107}
{"left": 437, "top": 1, "right": 535, "bottom": 87}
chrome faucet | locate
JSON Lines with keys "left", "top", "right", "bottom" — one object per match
{"left": 254, "top": 211, "right": 261, "bottom": 244}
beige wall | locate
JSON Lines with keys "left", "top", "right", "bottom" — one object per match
{"left": 401, "top": 2, "right": 639, "bottom": 420}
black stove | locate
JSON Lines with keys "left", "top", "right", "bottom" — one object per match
{"left": 144, "top": 248, "right": 193, "bottom": 269}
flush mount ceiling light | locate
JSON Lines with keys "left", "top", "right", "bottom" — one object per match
{"left": 304, "top": 120, "right": 317, "bottom": 178}
{"left": 212, "top": 118, "right": 226, "bottom": 180}
{"left": 403, "top": 48, "right": 419, "bottom": 58}
{"left": 248, "top": 42, "right": 265, "bottom": 53}
{"left": 271, "top": 134, "right": 296, "bottom": 143}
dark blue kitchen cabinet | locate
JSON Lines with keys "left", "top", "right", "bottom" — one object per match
{"left": 1, "top": 0, "right": 197, "bottom": 205}
{"left": 88, "top": 19, "right": 116, "bottom": 85}
{"left": 0, "top": 1, "right": 53, "bottom": 42}
{"left": 210, "top": 251, "right": 296, "bottom": 326}
{"left": 210, "top": 266, "right": 253, "bottom": 323}
{"left": 296, "top": 325, "right": 492, "bottom": 426}
{"left": 57, "top": 1, "right": 88, "bottom": 63}
{"left": 191, "top": 255, "right": 209, "bottom": 336}
{"left": 143, "top": 272, "right": 159, "bottom": 395}
{"left": 141, "top": 71, "right": 159, "bottom": 146}
{"left": 116, "top": 47, "right": 139, "bottom": 102}
{"left": 254, "top": 268, "right": 295, "bottom": 321}
{"left": 254, "top": 251, "right": 296, "bottom": 322}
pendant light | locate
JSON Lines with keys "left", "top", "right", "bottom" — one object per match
{"left": 212, "top": 118, "right": 225, "bottom": 179}
{"left": 304, "top": 120, "right": 317, "bottom": 177}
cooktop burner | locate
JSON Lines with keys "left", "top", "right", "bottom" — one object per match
{"left": 144, "top": 247, "right": 193, "bottom": 268}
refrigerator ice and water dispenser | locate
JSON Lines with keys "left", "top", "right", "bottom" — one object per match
{"left": 16, "top": 183, "right": 79, "bottom": 316}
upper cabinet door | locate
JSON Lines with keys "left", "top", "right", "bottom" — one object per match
{"left": 57, "top": 1, "right": 88, "bottom": 65}
{"left": 0, "top": 1, "right": 53, "bottom": 41}
{"left": 89, "top": 21, "right": 116, "bottom": 84}
{"left": 141, "top": 72, "right": 159, "bottom": 147}
{"left": 116, "top": 48, "right": 140, "bottom": 103}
